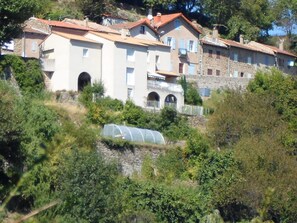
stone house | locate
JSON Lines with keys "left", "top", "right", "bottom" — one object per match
{"left": 148, "top": 13, "right": 202, "bottom": 77}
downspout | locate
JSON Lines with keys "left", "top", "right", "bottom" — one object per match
{"left": 22, "top": 32, "right": 26, "bottom": 57}
{"left": 200, "top": 41, "right": 203, "bottom": 76}
{"left": 227, "top": 46, "right": 230, "bottom": 77}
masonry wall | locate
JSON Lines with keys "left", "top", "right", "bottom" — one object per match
{"left": 201, "top": 44, "right": 229, "bottom": 77}
{"left": 197, "top": 75, "right": 251, "bottom": 90}
{"left": 97, "top": 142, "right": 166, "bottom": 176}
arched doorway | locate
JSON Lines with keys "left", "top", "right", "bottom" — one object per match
{"left": 147, "top": 92, "right": 160, "bottom": 108}
{"left": 78, "top": 72, "right": 91, "bottom": 91}
{"left": 165, "top": 94, "right": 177, "bottom": 108}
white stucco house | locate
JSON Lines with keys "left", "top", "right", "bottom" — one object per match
{"left": 40, "top": 31, "right": 102, "bottom": 91}
{"left": 85, "top": 31, "right": 184, "bottom": 111}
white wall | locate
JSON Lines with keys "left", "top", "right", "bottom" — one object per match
{"left": 41, "top": 33, "right": 102, "bottom": 91}
{"left": 130, "top": 26, "right": 158, "bottom": 41}
{"left": 42, "top": 34, "right": 71, "bottom": 91}
{"left": 69, "top": 40, "right": 102, "bottom": 90}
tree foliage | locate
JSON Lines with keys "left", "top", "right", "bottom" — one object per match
{"left": 0, "top": 0, "right": 41, "bottom": 46}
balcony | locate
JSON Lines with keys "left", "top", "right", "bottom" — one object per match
{"left": 146, "top": 100, "right": 160, "bottom": 108}
{"left": 147, "top": 80, "right": 183, "bottom": 94}
{"left": 178, "top": 48, "right": 187, "bottom": 58}
{"left": 40, "top": 58, "right": 55, "bottom": 72}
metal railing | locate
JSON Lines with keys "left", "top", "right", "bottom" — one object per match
{"left": 146, "top": 100, "right": 160, "bottom": 108}
{"left": 181, "top": 105, "right": 204, "bottom": 116}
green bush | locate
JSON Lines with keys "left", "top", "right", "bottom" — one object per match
{"left": 79, "top": 81, "right": 105, "bottom": 107}
{"left": 0, "top": 55, "right": 44, "bottom": 95}
{"left": 55, "top": 149, "right": 121, "bottom": 223}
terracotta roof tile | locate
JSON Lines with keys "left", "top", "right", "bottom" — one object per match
{"left": 36, "top": 18, "right": 93, "bottom": 31}
{"left": 53, "top": 31, "right": 99, "bottom": 43}
{"left": 109, "top": 19, "right": 158, "bottom": 34}
{"left": 88, "top": 31, "right": 169, "bottom": 47}
{"left": 148, "top": 13, "right": 202, "bottom": 34}
{"left": 63, "top": 18, "right": 120, "bottom": 34}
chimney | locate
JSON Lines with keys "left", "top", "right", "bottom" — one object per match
{"left": 239, "top": 34, "right": 244, "bottom": 44}
{"left": 84, "top": 16, "right": 89, "bottom": 27}
{"left": 279, "top": 38, "right": 284, "bottom": 51}
{"left": 212, "top": 27, "right": 219, "bottom": 40}
{"left": 154, "top": 12, "right": 162, "bottom": 24}
{"left": 121, "top": 28, "right": 129, "bottom": 38}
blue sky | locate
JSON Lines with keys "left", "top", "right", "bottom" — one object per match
{"left": 269, "top": 24, "right": 297, "bottom": 36}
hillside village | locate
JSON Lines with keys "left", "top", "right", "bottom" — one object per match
{"left": 2, "top": 1, "right": 297, "bottom": 222}
{"left": 2, "top": 12, "right": 296, "bottom": 111}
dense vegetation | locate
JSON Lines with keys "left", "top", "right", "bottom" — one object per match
{"left": 0, "top": 53, "right": 297, "bottom": 222}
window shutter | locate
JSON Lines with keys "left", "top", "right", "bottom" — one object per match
{"left": 194, "top": 41, "right": 198, "bottom": 53}
{"left": 187, "top": 40, "right": 190, "bottom": 51}
{"left": 172, "top": 38, "right": 176, "bottom": 49}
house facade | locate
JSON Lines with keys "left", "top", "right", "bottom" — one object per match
{"left": 85, "top": 31, "right": 184, "bottom": 111}
{"left": 149, "top": 13, "right": 202, "bottom": 77}
{"left": 40, "top": 31, "right": 102, "bottom": 91}
{"left": 109, "top": 19, "right": 159, "bottom": 41}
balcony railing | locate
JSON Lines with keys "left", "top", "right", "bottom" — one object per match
{"left": 147, "top": 100, "right": 160, "bottom": 108}
{"left": 40, "top": 58, "right": 55, "bottom": 72}
{"left": 147, "top": 80, "right": 183, "bottom": 93}
{"left": 164, "top": 102, "right": 177, "bottom": 109}
{"left": 178, "top": 48, "right": 187, "bottom": 58}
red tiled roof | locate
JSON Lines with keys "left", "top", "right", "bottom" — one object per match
{"left": 220, "top": 38, "right": 256, "bottom": 51}
{"left": 36, "top": 18, "right": 93, "bottom": 31}
{"left": 148, "top": 13, "right": 202, "bottom": 34}
{"left": 63, "top": 18, "right": 120, "bottom": 34}
{"left": 247, "top": 41, "right": 296, "bottom": 57}
{"left": 109, "top": 19, "right": 158, "bottom": 34}
{"left": 23, "top": 26, "right": 48, "bottom": 35}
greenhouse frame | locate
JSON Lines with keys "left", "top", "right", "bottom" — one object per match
{"left": 102, "top": 124, "right": 165, "bottom": 145}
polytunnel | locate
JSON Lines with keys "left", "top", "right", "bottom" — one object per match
{"left": 102, "top": 124, "right": 165, "bottom": 145}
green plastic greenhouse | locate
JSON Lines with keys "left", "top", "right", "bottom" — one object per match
{"left": 102, "top": 124, "right": 165, "bottom": 145}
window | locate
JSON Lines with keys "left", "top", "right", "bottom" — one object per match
{"left": 83, "top": 48, "right": 89, "bottom": 57}
{"left": 127, "top": 49, "right": 135, "bottom": 61}
{"left": 32, "top": 41, "right": 38, "bottom": 52}
{"left": 140, "top": 25, "right": 145, "bottom": 34}
{"left": 233, "top": 70, "right": 238, "bottom": 78}
{"left": 240, "top": 72, "right": 244, "bottom": 77}
{"left": 216, "top": 70, "right": 220, "bottom": 76}
{"left": 188, "top": 40, "right": 194, "bottom": 52}
{"left": 167, "top": 37, "right": 175, "bottom": 49}
{"left": 207, "top": 69, "right": 213, "bottom": 75}
{"left": 127, "top": 88, "right": 133, "bottom": 99}
{"left": 208, "top": 49, "right": 213, "bottom": 57}
{"left": 216, "top": 51, "right": 221, "bottom": 59}
{"left": 265, "top": 56, "right": 269, "bottom": 66}
{"left": 126, "top": 68, "right": 135, "bottom": 85}
{"left": 2, "top": 40, "right": 14, "bottom": 51}
{"left": 233, "top": 53, "right": 238, "bottom": 62}
{"left": 247, "top": 56, "right": 252, "bottom": 65}
{"left": 188, "top": 63, "right": 195, "bottom": 75}
{"left": 174, "top": 19, "right": 181, "bottom": 30}
{"left": 179, "top": 63, "right": 184, "bottom": 74}
{"left": 155, "top": 55, "right": 160, "bottom": 64}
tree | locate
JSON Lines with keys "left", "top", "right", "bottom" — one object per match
{"left": 55, "top": 149, "right": 121, "bottom": 222}
{"left": 0, "top": 80, "right": 23, "bottom": 199}
{"left": 75, "top": 0, "right": 115, "bottom": 23}
{"left": 0, "top": 0, "right": 41, "bottom": 46}
{"left": 271, "top": 0, "right": 297, "bottom": 36}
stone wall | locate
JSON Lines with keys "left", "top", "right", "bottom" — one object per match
{"left": 197, "top": 75, "right": 251, "bottom": 90}
{"left": 96, "top": 142, "right": 166, "bottom": 176}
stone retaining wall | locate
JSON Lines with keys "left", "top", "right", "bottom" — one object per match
{"left": 96, "top": 142, "right": 166, "bottom": 176}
